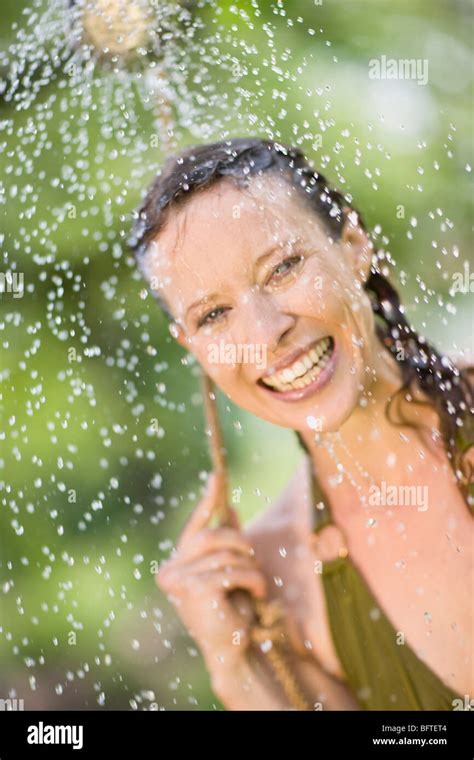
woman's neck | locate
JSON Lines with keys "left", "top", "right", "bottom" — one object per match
{"left": 299, "top": 348, "right": 442, "bottom": 509}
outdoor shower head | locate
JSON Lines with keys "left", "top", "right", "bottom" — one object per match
{"left": 79, "top": 0, "right": 150, "bottom": 58}
{"left": 67, "top": 0, "right": 195, "bottom": 65}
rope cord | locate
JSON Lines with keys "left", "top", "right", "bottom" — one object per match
{"left": 201, "top": 373, "right": 312, "bottom": 710}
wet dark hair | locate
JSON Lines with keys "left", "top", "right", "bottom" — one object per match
{"left": 129, "top": 137, "right": 473, "bottom": 502}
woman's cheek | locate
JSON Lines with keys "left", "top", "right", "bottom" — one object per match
{"left": 186, "top": 336, "right": 215, "bottom": 374}
{"left": 341, "top": 294, "right": 376, "bottom": 381}
{"left": 351, "top": 290, "right": 376, "bottom": 357}
{"left": 280, "top": 274, "right": 333, "bottom": 320}
{"left": 194, "top": 340, "right": 235, "bottom": 390}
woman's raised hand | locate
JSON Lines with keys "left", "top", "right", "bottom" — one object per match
{"left": 156, "top": 472, "right": 268, "bottom": 689}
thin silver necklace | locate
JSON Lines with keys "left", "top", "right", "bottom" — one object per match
{"left": 318, "top": 431, "right": 379, "bottom": 507}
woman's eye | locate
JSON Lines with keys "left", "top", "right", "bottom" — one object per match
{"left": 268, "top": 255, "right": 303, "bottom": 284}
{"left": 198, "top": 307, "right": 228, "bottom": 328}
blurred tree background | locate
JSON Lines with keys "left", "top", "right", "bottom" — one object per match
{"left": 0, "top": 0, "right": 472, "bottom": 709}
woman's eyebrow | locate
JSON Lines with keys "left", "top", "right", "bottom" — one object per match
{"left": 185, "top": 292, "right": 220, "bottom": 320}
{"left": 254, "top": 236, "right": 305, "bottom": 268}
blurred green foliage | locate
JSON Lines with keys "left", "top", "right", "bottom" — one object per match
{"left": 0, "top": 0, "right": 472, "bottom": 709}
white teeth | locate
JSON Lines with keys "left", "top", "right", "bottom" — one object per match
{"left": 263, "top": 375, "right": 278, "bottom": 388}
{"left": 301, "top": 370, "right": 314, "bottom": 386}
{"left": 262, "top": 337, "right": 333, "bottom": 392}
{"left": 292, "top": 361, "right": 307, "bottom": 378}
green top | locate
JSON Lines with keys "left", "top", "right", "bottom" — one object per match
{"left": 320, "top": 555, "right": 461, "bottom": 709}
{"left": 308, "top": 453, "right": 469, "bottom": 710}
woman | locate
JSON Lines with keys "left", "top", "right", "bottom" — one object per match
{"left": 129, "top": 138, "right": 473, "bottom": 710}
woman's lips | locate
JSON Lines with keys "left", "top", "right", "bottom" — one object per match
{"left": 258, "top": 339, "right": 337, "bottom": 402}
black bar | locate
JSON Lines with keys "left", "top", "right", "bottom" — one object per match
{"left": 0, "top": 709, "right": 472, "bottom": 758}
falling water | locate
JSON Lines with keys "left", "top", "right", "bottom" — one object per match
{"left": 0, "top": 0, "right": 472, "bottom": 710}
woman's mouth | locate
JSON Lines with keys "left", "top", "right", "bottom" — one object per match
{"left": 258, "top": 336, "right": 336, "bottom": 401}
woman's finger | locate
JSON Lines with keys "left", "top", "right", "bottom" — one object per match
{"left": 176, "top": 527, "right": 255, "bottom": 564}
{"left": 226, "top": 504, "right": 241, "bottom": 530}
{"left": 196, "top": 567, "right": 267, "bottom": 599}
{"left": 177, "top": 472, "right": 227, "bottom": 549}
{"left": 158, "top": 550, "right": 257, "bottom": 592}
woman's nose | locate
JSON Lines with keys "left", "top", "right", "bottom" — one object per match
{"left": 238, "top": 292, "right": 296, "bottom": 352}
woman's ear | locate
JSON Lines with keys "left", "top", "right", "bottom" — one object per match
{"left": 341, "top": 206, "right": 373, "bottom": 283}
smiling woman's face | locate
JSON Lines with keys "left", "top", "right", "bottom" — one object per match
{"left": 141, "top": 173, "right": 381, "bottom": 434}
